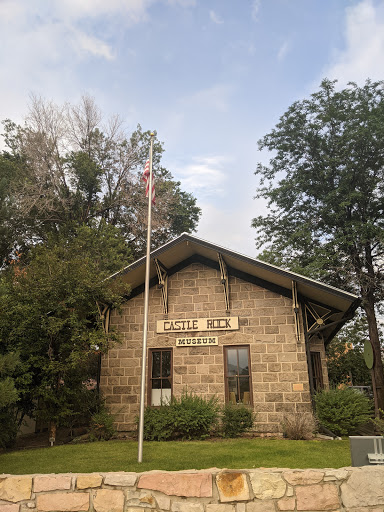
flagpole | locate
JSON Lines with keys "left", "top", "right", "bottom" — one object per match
{"left": 138, "top": 132, "right": 154, "bottom": 463}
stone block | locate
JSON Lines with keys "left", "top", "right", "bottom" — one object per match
{"left": 0, "top": 476, "right": 32, "bottom": 502}
{"left": 341, "top": 467, "right": 384, "bottom": 508}
{"left": 206, "top": 505, "right": 235, "bottom": 512}
{"left": 277, "top": 497, "right": 296, "bottom": 511}
{"left": 246, "top": 501, "right": 275, "bottom": 512}
{"left": 125, "top": 491, "right": 157, "bottom": 508}
{"left": 36, "top": 492, "right": 89, "bottom": 511}
{"left": 216, "top": 472, "right": 250, "bottom": 502}
{"left": 283, "top": 470, "right": 324, "bottom": 486}
{"left": 155, "top": 494, "right": 171, "bottom": 510}
{"left": 171, "top": 501, "right": 204, "bottom": 512}
{"left": 34, "top": 475, "right": 72, "bottom": 492}
{"left": 138, "top": 472, "right": 212, "bottom": 497}
{"left": 76, "top": 474, "right": 103, "bottom": 489}
{"left": 296, "top": 484, "right": 339, "bottom": 510}
{"left": 94, "top": 489, "right": 124, "bottom": 512}
{"left": 104, "top": 472, "right": 137, "bottom": 487}
{"left": 249, "top": 472, "right": 286, "bottom": 499}
{"left": 0, "top": 505, "right": 20, "bottom": 512}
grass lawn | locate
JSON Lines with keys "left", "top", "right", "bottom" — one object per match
{"left": 0, "top": 438, "right": 351, "bottom": 475}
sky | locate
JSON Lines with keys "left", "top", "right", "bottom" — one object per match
{"left": 1, "top": 0, "right": 384, "bottom": 257}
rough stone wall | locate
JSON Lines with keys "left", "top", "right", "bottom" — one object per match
{"left": 101, "top": 262, "right": 326, "bottom": 433}
{"left": 1, "top": 467, "right": 384, "bottom": 512}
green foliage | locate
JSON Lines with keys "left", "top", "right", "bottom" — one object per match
{"left": 326, "top": 316, "right": 373, "bottom": 387}
{"left": 314, "top": 387, "right": 373, "bottom": 436}
{"left": 1, "top": 98, "right": 200, "bottom": 263}
{"left": 221, "top": 404, "right": 254, "bottom": 438}
{"left": 88, "top": 406, "right": 116, "bottom": 442}
{"left": 0, "top": 226, "right": 130, "bottom": 433}
{"left": 282, "top": 412, "right": 317, "bottom": 440}
{"left": 253, "top": 78, "right": 384, "bottom": 410}
{"left": 142, "top": 392, "right": 220, "bottom": 441}
{"left": 0, "top": 352, "right": 20, "bottom": 449}
{"left": 371, "top": 409, "right": 384, "bottom": 434}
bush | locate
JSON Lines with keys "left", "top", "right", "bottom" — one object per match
{"left": 371, "top": 409, "right": 384, "bottom": 434}
{"left": 88, "top": 406, "right": 116, "bottom": 441}
{"left": 142, "top": 392, "right": 220, "bottom": 441}
{"left": 314, "top": 387, "right": 373, "bottom": 436}
{"left": 282, "top": 412, "right": 317, "bottom": 440}
{"left": 221, "top": 404, "right": 254, "bottom": 437}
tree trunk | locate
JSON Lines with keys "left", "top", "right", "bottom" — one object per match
{"left": 363, "top": 299, "right": 384, "bottom": 416}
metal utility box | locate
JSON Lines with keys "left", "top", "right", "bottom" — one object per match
{"left": 349, "top": 436, "right": 384, "bottom": 466}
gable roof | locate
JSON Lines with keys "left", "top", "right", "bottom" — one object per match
{"left": 112, "top": 233, "right": 360, "bottom": 344}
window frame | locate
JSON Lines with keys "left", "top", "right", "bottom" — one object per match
{"left": 147, "top": 348, "right": 173, "bottom": 406}
{"left": 223, "top": 345, "right": 253, "bottom": 405}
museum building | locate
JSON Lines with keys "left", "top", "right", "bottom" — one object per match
{"left": 100, "top": 233, "right": 360, "bottom": 434}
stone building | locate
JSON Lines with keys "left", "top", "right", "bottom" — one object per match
{"left": 100, "top": 233, "right": 360, "bottom": 434}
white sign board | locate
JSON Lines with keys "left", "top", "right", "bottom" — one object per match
{"left": 176, "top": 336, "right": 219, "bottom": 347}
{"left": 157, "top": 316, "right": 239, "bottom": 333}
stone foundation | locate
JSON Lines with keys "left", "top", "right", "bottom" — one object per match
{"left": 1, "top": 466, "right": 384, "bottom": 511}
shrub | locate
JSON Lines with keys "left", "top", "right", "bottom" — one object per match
{"left": 371, "top": 409, "right": 384, "bottom": 434}
{"left": 314, "top": 387, "right": 373, "bottom": 436}
{"left": 88, "top": 406, "right": 116, "bottom": 441}
{"left": 143, "top": 405, "right": 175, "bottom": 441}
{"left": 142, "top": 392, "right": 220, "bottom": 441}
{"left": 221, "top": 404, "right": 254, "bottom": 437}
{"left": 282, "top": 412, "right": 317, "bottom": 440}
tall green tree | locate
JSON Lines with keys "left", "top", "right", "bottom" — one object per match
{"left": 0, "top": 351, "right": 20, "bottom": 448}
{"left": 0, "top": 223, "right": 131, "bottom": 443}
{"left": 0, "top": 96, "right": 200, "bottom": 264}
{"left": 253, "top": 79, "right": 384, "bottom": 413}
{"left": 326, "top": 316, "right": 373, "bottom": 388}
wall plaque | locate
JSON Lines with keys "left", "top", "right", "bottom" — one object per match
{"left": 157, "top": 316, "right": 239, "bottom": 333}
{"left": 176, "top": 337, "right": 219, "bottom": 347}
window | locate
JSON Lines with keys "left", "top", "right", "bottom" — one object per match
{"left": 224, "top": 346, "right": 252, "bottom": 405}
{"left": 148, "top": 349, "right": 172, "bottom": 406}
{"left": 310, "top": 351, "right": 324, "bottom": 391}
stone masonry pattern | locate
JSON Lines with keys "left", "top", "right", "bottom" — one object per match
{"left": 101, "top": 262, "right": 328, "bottom": 433}
{"left": 1, "top": 467, "right": 384, "bottom": 512}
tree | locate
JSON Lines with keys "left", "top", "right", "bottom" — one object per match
{"left": 326, "top": 316, "right": 373, "bottom": 387}
{"left": 253, "top": 79, "right": 384, "bottom": 413}
{"left": 0, "top": 351, "right": 20, "bottom": 448}
{"left": 0, "top": 96, "right": 201, "bottom": 264}
{"left": 0, "top": 224, "right": 131, "bottom": 443}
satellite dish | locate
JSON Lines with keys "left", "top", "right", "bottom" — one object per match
{"left": 364, "top": 340, "right": 374, "bottom": 370}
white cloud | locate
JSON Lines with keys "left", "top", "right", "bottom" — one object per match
{"left": 323, "top": 0, "right": 384, "bottom": 86}
{"left": 53, "top": 0, "right": 152, "bottom": 23}
{"left": 277, "top": 40, "right": 290, "bottom": 61}
{"left": 196, "top": 202, "right": 259, "bottom": 257}
{"left": 167, "top": 0, "right": 196, "bottom": 6}
{"left": 175, "top": 156, "right": 229, "bottom": 198}
{"left": 181, "top": 84, "right": 233, "bottom": 113}
{"left": 71, "top": 30, "right": 115, "bottom": 60}
{"left": 209, "top": 10, "right": 224, "bottom": 25}
{"left": 251, "top": 0, "right": 261, "bottom": 21}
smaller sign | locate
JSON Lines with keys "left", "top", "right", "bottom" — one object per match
{"left": 364, "top": 340, "right": 374, "bottom": 369}
{"left": 176, "top": 336, "right": 219, "bottom": 347}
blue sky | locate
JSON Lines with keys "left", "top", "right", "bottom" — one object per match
{"left": 1, "top": 0, "right": 384, "bottom": 256}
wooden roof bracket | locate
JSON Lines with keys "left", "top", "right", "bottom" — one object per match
{"left": 292, "top": 281, "right": 301, "bottom": 343}
{"left": 218, "top": 252, "right": 230, "bottom": 312}
{"left": 154, "top": 258, "right": 168, "bottom": 315}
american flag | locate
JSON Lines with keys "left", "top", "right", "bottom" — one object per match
{"left": 143, "top": 158, "right": 155, "bottom": 205}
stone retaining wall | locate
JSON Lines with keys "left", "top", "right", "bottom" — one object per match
{"left": 1, "top": 467, "right": 384, "bottom": 512}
